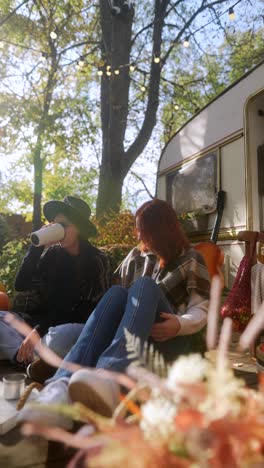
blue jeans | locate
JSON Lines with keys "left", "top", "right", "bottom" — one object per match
{"left": 0, "top": 311, "right": 84, "bottom": 361}
{"left": 52, "top": 277, "right": 198, "bottom": 381}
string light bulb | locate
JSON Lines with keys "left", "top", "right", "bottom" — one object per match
{"left": 183, "top": 36, "right": 190, "bottom": 47}
{"left": 174, "top": 104, "right": 179, "bottom": 110}
{"left": 140, "top": 85, "right": 146, "bottom": 92}
{"left": 228, "top": 7, "right": 235, "bottom": 20}
{"left": 1, "top": 5, "right": 236, "bottom": 79}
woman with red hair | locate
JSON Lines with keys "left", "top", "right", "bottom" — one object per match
{"left": 19, "top": 199, "right": 210, "bottom": 428}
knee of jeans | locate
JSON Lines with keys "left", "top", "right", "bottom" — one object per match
{"left": 42, "top": 324, "right": 84, "bottom": 358}
{"left": 133, "top": 276, "right": 157, "bottom": 289}
{"left": 109, "top": 285, "right": 128, "bottom": 298}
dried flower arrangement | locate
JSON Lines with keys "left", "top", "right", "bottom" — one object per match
{"left": 10, "top": 277, "right": 264, "bottom": 467}
{"left": 21, "top": 343, "right": 264, "bottom": 467}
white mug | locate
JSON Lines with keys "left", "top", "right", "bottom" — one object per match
{"left": 30, "top": 223, "right": 65, "bottom": 247}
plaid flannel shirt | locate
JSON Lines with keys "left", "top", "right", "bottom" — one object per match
{"left": 115, "top": 247, "right": 210, "bottom": 314}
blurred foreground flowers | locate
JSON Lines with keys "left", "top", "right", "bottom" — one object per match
{"left": 22, "top": 347, "right": 264, "bottom": 468}
{"left": 16, "top": 275, "right": 264, "bottom": 467}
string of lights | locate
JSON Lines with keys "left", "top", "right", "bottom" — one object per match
{"left": 91, "top": 1, "right": 241, "bottom": 74}
{"left": 0, "top": 0, "right": 239, "bottom": 66}
{"left": 0, "top": 1, "right": 241, "bottom": 98}
{"left": 181, "top": 0, "right": 240, "bottom": 49}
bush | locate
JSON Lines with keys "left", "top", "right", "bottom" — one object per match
{"left": 0, "top": 211, "right": 137, "bottom": 297}
{"left": 100, "top": 244, "right": 133, "bottom": 271}
{"left": 0, "top": 215, "right": 12, "bottom": 253}
{"left": 93, "top": 210, "right": 136, "bottom": 247}
{"left": 0, "top": 239, "right": 29, "bottom": 297}
{"left": 93, "top": 211, "right": 137, "bottom": 270}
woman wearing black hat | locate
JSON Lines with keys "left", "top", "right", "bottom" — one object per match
{"left": 0, "top": 196, "right": 111, "bottom": 366}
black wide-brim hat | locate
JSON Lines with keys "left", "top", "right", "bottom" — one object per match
{"left": 43, "top": 195, "right": 97, "bottom": 238}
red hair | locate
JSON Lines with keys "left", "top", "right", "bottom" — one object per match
{"left": 135, "top": 199, "right": 190, "bottom": 268}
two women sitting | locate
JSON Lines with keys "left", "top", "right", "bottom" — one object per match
{"left": 16, "top": 198, "right": 210, "bottom": 428}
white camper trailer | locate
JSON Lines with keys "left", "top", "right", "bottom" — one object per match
{"left": 157, "top": 60, "right": 264, "bottom": 287}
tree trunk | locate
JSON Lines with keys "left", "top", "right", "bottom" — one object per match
{"left": 96, "top": 0, "right": 133, "bottom": 217}
{"left": 96, "top": 160, "right": 124, "bottom": 216}
{"left": 31, "top": 33, "right": 58, "bottom": 228}
{"left": 96, "top": 0, "right": 168, "bottom": 217}
{"left": 32, "top": 142, "right": 43, "bottom": 231}
{"left": 96, "top": 0, "right": 221, "bottom": 216}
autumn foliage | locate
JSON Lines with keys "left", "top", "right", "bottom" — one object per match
{"left": 93, "top": 211, "right": 137, "bottom": 269}
{"left": 94, "top": 210, "right": 136, "bottom": 247}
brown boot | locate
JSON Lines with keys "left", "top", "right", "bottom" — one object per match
{"left": 26, "top": 358, "right": 57, "bottom": 384}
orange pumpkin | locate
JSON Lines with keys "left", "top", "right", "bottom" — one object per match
{"left": 0, "top": 291, "right": 10, "bottom": 311}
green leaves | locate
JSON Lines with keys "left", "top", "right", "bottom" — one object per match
{"left": 0, "top": 238, "right": 29, "bottom": 296}
{"left": 0, "top": 0, "right": 100, "bottom": 221}
{"left": 161, "top": 27, "right": 264, "bottom": 142}
{"left": 0, "top": 0, "right": 263, "bottom": 218}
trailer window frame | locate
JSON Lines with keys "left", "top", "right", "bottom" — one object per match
{"left": 166, "top": 150, "right": 219, "bottom": 217}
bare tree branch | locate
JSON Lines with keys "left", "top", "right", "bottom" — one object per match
{"left": 123, "top": 0, "right": 237, "bottom": 177}
{"left": 163, "top": 0, "right": 243, "bottom": 64}
{"left": 131, "top": 20, "right": 155, "bottom": 47}
{"left": 130, "top": 170, "right": 155, "bottom": 199}
{"left": 59, "top": 40, "right": 100, "bottom": 57}
{"left": 123, "top": 0, "right": 170, "bottom": 174}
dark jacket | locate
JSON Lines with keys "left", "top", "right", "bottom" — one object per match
{"left": 15, "top": 240, "right": 111, "bottom": 337}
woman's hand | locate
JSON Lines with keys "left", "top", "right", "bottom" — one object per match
{"left": 16, "top": 329, "right": 40, "bottom": 364}
{"left": 150, "top": 313, "right": 181, "bottom": 342}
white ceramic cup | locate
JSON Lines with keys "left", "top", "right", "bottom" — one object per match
{"left": 3, "top": 373, "right": 26, "bottom": 400}
{"left": 30, "top": 223, "right": 65, "bottom": 247}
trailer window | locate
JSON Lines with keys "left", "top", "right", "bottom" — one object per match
{"left": 167, "top": 152, "right": 217, "bottom": 215}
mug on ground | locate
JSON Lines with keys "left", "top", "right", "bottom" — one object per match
{"left": 3, "top": 373, "right": 26, "bottom": 400}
